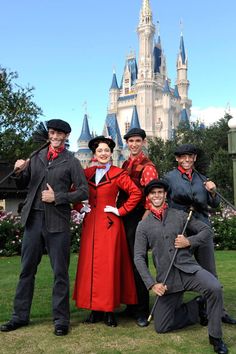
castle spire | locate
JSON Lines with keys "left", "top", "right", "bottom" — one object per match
{"left": 78, "top": 114, "right": 92, "bottom": 141}
{"left": 130, "top": 106, "right": 141, "bottom": 129}
{"left": 140, "top": 0, "right": 152, "bottom": 23}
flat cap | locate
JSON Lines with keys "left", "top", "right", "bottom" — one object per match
{"left": 174, "top": 144, "right": 197, "bottom": 156}
{"left": 123, "top": 128, "right": 146, "bottom": 140}
{"left": 144, "top": 179, "right": 169, "bottom": 196}
{"left": 47, "top": 119, "right": 71, "bottom": 134}
{"left": 88, "top": 135, "right": 116, "bottom": 152}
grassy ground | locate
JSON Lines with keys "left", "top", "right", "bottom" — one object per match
{"left": 0, "top": 252, "right": 236, "bottom": 354}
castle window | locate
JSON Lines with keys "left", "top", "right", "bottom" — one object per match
{"left": 125, "top": 79, "right": 129, "bottom": 84}
{"left": 125, "top": 88, "right": 129, "bottom": 94}
{"left": 125, "top": 122, "right": 130, "bottom": 133}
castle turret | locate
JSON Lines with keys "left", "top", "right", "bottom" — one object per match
{"left": 108, "top": 71, "right": 120, "bottom": 113}
{"left": 75, "top": 114, "right": 93, "bottom": 167}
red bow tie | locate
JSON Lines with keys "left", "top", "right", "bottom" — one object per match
{"left": 96, "top": 165, "right": 106, "bottom": 169}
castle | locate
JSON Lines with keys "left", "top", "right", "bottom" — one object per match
{"left": 75, "top": 0, "right": 192, "bottom": 167}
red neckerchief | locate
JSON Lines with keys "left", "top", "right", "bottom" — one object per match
{"left": 127, "top": 151, "right": 146, "bottom": 169}
{"left": 47, "top": 145, "right": 65, "bottom": 161}
{"left": 150, "top": 202, "right": 168, "bottom": 221}
{"left": 178, "top": 166, "right": 193, "bottom": 181}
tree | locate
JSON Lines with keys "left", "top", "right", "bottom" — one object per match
{"left": 0, "top": 67, "right": 42, "bottom": 163}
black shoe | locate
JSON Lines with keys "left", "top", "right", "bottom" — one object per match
{"left": 209, "top": 335, "right": 228, "bottom": 354}
{"left": 136, "top": 315, "right": 149, "bottom": 327}
{"left": 54, "top": 325, "right": 69, "bottom": 336}
{"left": 104, "top": 312, "right": 117, "bottom": 327}
{"left": 195, "top": 296, "right": 208, "bottom": 326}
{"left": 83, "top": 311, "right": 104, "bottom": 324}
{"left": 0, "top": 320, "right": 28, "bottom": 332}
{"left": 222, "top": 313, "right": 236, "bottom": 324}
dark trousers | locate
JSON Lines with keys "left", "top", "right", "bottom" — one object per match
{"left": 154, "top": 268, "right": 223, "bottom": 339}
{"left": 193, "top": 230, "right": 217, "bottom": 277}
{"left": 12, "top": 211, "right": 71, "bottom": 326}
{"left": 123, "top": 207, "right": 149, "bottom": 315}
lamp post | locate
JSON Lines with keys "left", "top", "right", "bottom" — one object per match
{"left": 228, "top": 116, "right": 236, "bottom": 206}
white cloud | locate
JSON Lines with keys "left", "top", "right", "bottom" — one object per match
{"left": 191, "top": 106, "right": 236, "bottom": 126}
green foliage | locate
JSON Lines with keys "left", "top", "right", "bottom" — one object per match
{"left": 211, "top": 211, "right": 236, "bottom": 250}
{"left": 0, "top": 67, "right": 42, "bottom": 162}
{"left": 0, "top": 211, "right": 23, "bottom": 256}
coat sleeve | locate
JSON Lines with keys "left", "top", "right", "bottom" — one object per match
{"left": 186, "top": 216, "right": 213, "bottom": 249}
{"left": 134, "top": 222, "right": 156, "bottom": 290}
{"left": 54, "top": 157, "right": 89, "bottom": 205}
{"left": 116, "top": 171, "right": 142, "bottom": 216}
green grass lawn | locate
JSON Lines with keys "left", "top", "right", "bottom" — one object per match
{"left": 0, "top": 251, "right": 236, "bottom": 354}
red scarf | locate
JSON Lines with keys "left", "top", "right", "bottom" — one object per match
{"left": 150, "top": 202, "right": 168, "bottom": 221}
{"left": 47, "top": 145, "right": 65, "bottom": 161}
{"left": 178, "top": 166, "right": 193, "bottom": 181}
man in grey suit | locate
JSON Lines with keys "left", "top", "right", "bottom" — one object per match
{"left": 0, "top": 119, "right": 88, "bottom": 336}
{"left": 134, "top": 179, "right": 228, "bottom": 354}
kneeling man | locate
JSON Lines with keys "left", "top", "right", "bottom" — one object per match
{"left": 134, "top": 179, "right": 228, "bottom": 354}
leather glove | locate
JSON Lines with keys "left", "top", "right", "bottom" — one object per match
{"left": 104, "top": 205, "right": 120, "bottom": 216}
{"left": 80, "top": 203, "right": 91, "bottom": 213}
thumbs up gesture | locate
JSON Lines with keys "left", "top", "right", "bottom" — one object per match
{"left": 42, "top": 183, "right": 55, "bottom": 203}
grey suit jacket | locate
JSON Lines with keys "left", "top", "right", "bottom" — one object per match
{"left": 134, "top": 208, "right": 213, "bottom": 294}
{"left": 15, "top": 147, "right": 88, "bottom": 232}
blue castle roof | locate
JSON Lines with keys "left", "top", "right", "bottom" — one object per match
{"left": 105, "top": 113, "right": 123, "bottom": 148}
{"left": 163, "top": 79, "right": 171, "bottom": 94}
{"left": 78, "top": 114, "right": 92, "bottom": 141}
{"left": 110, "top": 72, "right": 119, "bottom": 90}
{"left": 179, "top": 34, "right": 186, "bottom": 64}
{"left": 130, "top": 106, "right": 141, "bottom": 129}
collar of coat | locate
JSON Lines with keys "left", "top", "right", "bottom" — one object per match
{"left": 85, "top": 165, "right": 125, "bottom": 187}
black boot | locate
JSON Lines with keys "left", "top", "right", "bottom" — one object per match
{"left": 83, "top": 311, "right": 104, "bottom": 324}
{"left": 195, "top": 296, "right": 208, "bottom": 326}
{"left": 104, "top": 312, "right": 117, "bottom": 327}
{"left": 209, "top": 336, "right": 228, "bottom": 354}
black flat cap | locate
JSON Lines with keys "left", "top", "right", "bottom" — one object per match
{"left": 88, "top": 135, "right": 116, "bottom": 152}
{"left": 174, "top": 144, "right": 197, "bottom": 156}
{"left": 123, "top": 128, "right": 146, "bottom": 140}
{"left": 47, "top": 119, "right": 71, "bottom": 134}
{"left": 144, "top": 179, "right": 169, "bottom": 196}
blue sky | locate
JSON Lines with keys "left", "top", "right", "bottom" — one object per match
{"left": 1, "top": 0, "right": 236, "bottom": 150}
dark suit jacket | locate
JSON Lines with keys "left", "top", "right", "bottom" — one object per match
{"left": 14, "top": 147, "right": 88, "bottom": 232}
{"left": 165, "top": 168, "right": 220, "bottom": 225}
{"left": 134, "top": 208, "right": 213, "bottom": 294}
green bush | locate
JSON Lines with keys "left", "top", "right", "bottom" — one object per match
{"left": 211, "top": 209, "right": 236, "bottom": 250}
{"left": 0, "top": 209, "right": 82, "bottom": 256}
{"left": 0, "top": 211, "right": 23, "bottom": 256}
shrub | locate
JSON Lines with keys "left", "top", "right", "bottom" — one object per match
{"left": 0, "top": 211, "right": 23, "bottom": 256}
{"left": 211, "top": 207, "right": 236, "bottom": 250}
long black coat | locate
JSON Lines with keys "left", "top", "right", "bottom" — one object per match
{"left": 15, "top": 147, "right": 88, "bottom": 232}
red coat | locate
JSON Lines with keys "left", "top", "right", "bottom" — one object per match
{"left": 73, "top": 166, "right": 141, "bottom": 311}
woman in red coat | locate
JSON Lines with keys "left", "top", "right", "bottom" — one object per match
{"left": 73, "top": 136, "right": 142, "bottom": 327}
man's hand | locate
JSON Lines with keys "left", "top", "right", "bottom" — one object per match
{"left": 42, "top": 183, "right": 55, "bottom": 203}
{"left": 14, "top": 159, "right": 30, "bottom": 174}
{"left": 104, "top": 206, "right": 120, "bottom": 216}
{"left": 204, "top": 180, "right": 216, "bottom": 196}
{"left": 175, "top": 234, "right": 190, "bottom": 248}
{"left": 151, "top": 283, "right": 167, "bottom": 296}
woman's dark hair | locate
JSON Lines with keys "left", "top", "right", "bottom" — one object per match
{"left": 91, "top": 140, "right": 114, "bottom": 154}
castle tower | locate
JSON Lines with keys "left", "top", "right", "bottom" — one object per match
{"left": 136, "top": 0, "right": 155, "bottom": 137}
{"left": 75, "top": 114, "right": 92, "bottom": 167}
{"left": 176, "top": 32, "right": 192, "bottom": 116}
